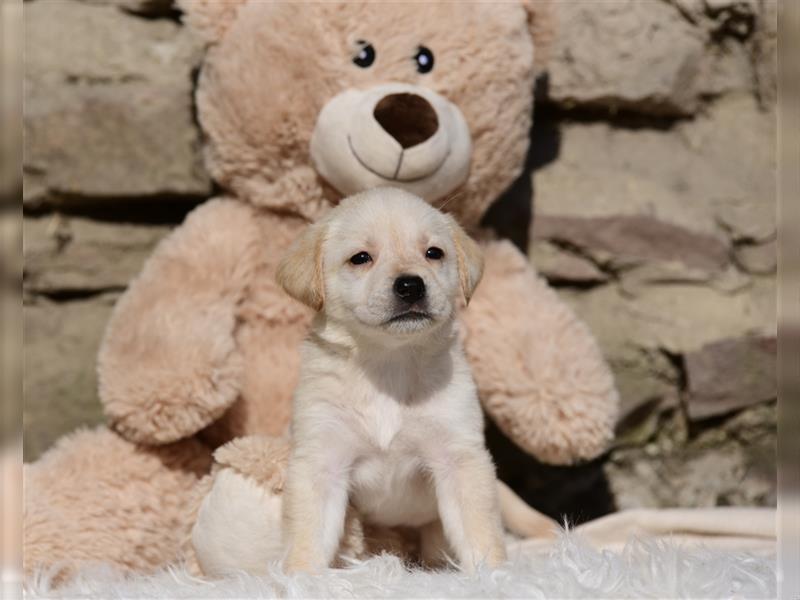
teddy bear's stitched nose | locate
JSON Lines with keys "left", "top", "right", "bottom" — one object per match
{"left": 373, "top": 93, "right": 439, "bottom": 149}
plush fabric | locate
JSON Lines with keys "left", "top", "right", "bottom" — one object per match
{"left": 23, "top": 428, "right": 212, "bottom": 584}
{"left": 2, "top": 441, "right": 22, "bottom": 600}
{"left": 24, "top": 0, "right": 622, "bottom": 581}
{"left": 464, "top": 241, "right": 618, "bottom": 463}
{"left": 27, "top": 512, "right": 777, "bottom": 599}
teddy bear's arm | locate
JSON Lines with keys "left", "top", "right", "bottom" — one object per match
{"left": 97, "top": 198, "right": 263, "bottom": 445}
{"left": 462, "top": 240, "right": 619, "bottom": 465}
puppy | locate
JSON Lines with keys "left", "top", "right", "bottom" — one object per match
{"left": 277, "top": 187, "right": 506, "bottom": 572}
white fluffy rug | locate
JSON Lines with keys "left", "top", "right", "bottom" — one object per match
{"left": 27, "top": 530, "right": 776, "bottom": 599}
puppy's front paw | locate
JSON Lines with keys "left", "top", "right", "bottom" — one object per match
{"left": 464, "top": 539, "right": 508, "bottom": 572}
{"left": 484, "top": 543, "right": 508, "bottom": 569}
{"left": 284, "top": 551, "right": 321, "bottom": 574}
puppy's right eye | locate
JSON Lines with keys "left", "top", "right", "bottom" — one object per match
{"left": 425, "top": 247, "right": 444, "bottom": 260}
{"left": 349, "top": 251, "right": 372, "bottom": 265}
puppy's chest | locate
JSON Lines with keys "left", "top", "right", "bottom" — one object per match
{"left": 347, "top": 393, "right": 438, "bottom": 526}
{"left": 354, "top": 392, "right": 416, "bottom": 452}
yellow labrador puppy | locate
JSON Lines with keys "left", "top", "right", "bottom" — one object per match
{"left": 278, "top": 188, "right": 507, "bottom": 573}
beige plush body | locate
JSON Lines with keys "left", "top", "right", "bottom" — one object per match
{"left": 24, "top": 0, "right": 618, "bottom": 581}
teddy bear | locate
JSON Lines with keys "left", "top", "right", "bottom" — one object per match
{"left": 23, "top": 0, "right": 618, "bottom": 581}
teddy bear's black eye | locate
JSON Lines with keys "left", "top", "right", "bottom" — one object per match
{"left": 350, "top": 251, "right": 372, "bottom": 265}
{"left": 353, "top": 40, "right": 375, "bottom": 68}
{"left": 426, "top": 247, "right": 444, "bottom": 260}
{"left": 414, "top": 46, "right": 434, "bottom": 74}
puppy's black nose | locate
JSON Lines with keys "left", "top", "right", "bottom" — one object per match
{"left": 393, "top": 275, "right": 426, "bottom": 303}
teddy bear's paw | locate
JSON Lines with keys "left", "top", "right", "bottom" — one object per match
{"left": 212, "top": 434, "right": 291, "bottom": 493}
{"left": 191, "top": 467, "right": 284, "bottom": 577}
{"left": 463, "top": 240, "right": 620, "bottom": 465}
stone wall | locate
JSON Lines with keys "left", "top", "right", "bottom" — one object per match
{"left": 23, "top": 0, "right": 777, "bottom": 516}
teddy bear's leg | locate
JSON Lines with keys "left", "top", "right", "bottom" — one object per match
{"left": 189, "top": 435, "right": 376, "bottom": 577}
{"left": 190, "top": 436, "right": 290, "bottom": 577}
{"left": 23, "top": 426, "right": 212, "bottom": 585}
{"left": 462, "top": 240, "right": 619, "bottom": 465}
{"left": 179, "top": 471, "right": 217, "bottom": 577}
{"left": 97, "top": 198, "right": 265, "bottom": 446}
{"left": 191, "top": 468, "right": 286, "bottom": 577}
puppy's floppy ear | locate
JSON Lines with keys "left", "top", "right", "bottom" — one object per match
{"left": 177, "top": 0, "right": 247, "bottom": 45}
{"left": 276, "top": 221, "right": 327, "bottom": 311}
{"left": 449, "top": 219, "right": 484, "bottom": 304}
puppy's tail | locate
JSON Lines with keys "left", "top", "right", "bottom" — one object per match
{"left": 497, "top": 480, "right": 560, "bottom": 539}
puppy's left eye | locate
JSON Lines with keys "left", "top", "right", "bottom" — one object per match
{"left": 350, "top": 251, "right": 372, "bottom": 265}
{"left": 425, "top": 247, "right": 444, "bottom": 260}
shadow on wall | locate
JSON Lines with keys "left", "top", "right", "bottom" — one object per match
{"left": 482, "top": 73, "right": 561, "bottom": 252}
{"left": 481, "top": 74, "right": 616, "bottom": 526}
{"left": 486, "top": 419, "right": 616, "bottom": 526}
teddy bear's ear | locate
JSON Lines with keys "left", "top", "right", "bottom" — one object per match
{"left": 521, "top": 0, "right": 556, "bottom": 73}
{"left": 177, "top": 0, "right": 248, "bottom": 45}
{"left": 276, "top": 221, "right": 327, "bottom": 312}
{"left": 449, "top": 219, "right": 484, "bottom": 305}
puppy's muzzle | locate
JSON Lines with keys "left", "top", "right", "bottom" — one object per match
{"left": 393, "top": 275, "right": 426, "bottom": 304}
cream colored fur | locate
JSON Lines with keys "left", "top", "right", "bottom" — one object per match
{"left": 24, "top": 0, "right": 619, "bottom": 582}
{"left": 191, "top": 432, "right": 557, "bottom": 577}
{"left": 191, "top": 435, "right": 425, "bottom": 577}
{"left": 191, "top": 191, "right": 560, "bottom": 576}
{"left": 279, "top": 190, "right": 503, "bottom": 572}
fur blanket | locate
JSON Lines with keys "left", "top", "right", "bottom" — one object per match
{"left": 27, "top": 508, "right": 776, "bottom": 599}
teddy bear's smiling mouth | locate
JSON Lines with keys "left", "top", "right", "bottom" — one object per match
{"left": 347, "top": 134, "right": 451, "bottom": 183}
{"left": 311, "top": 84, "right": 472, "bottom": 199}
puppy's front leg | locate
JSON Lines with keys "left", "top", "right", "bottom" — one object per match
{"left": 429, "top": 446, "right": 507, "bottom": 570}
{"left": 282, "top": 449, "right": 351, "bottom": 572}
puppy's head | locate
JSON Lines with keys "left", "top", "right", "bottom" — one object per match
{"left": 277, "top": 188, "right": 483, "bottom": 339}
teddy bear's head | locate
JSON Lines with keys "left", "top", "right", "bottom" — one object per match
{"left": 179, "top": 1, "right": 551, "bottom": 229}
